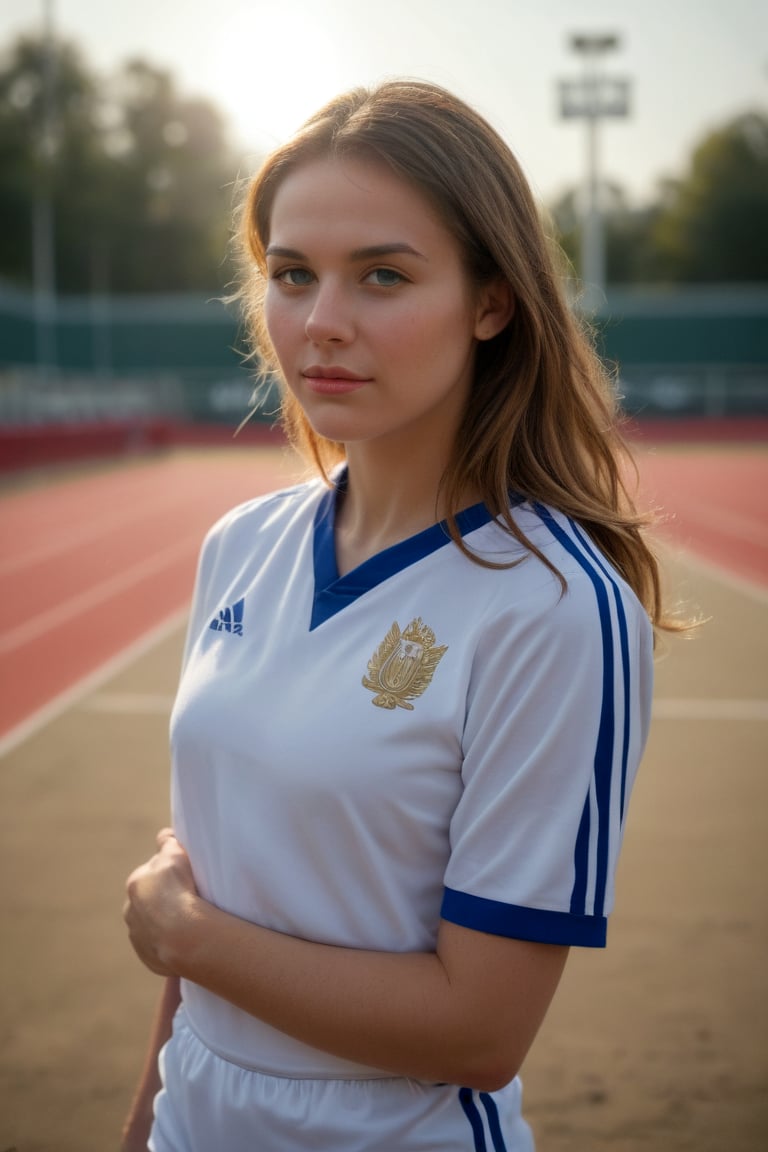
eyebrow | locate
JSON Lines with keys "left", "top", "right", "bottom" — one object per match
{"left": 265, "top": 243, "right": 428, "bottom": 262}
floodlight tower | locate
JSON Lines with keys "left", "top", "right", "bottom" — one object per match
{"left": 559, "top": 33, "right": 630, "bottom": 311}
{"left": 33, "top": 0, "right": 58, "bottom": 378}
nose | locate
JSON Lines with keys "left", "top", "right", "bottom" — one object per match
{"left": 304, "top": 280, "right": 354, "bottom": 345}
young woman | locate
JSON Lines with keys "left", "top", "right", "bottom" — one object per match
{"left": 122, "top": 80, "right": 671, "bottom": 1151}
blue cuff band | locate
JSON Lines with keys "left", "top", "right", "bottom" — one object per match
{"left": 441, "top": 886, "right": 607, "bottom": 948}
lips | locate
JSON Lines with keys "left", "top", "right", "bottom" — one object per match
{"left": 301, "top": 367, "right": 370, "bottom": 395}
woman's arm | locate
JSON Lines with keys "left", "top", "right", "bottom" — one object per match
{"left": 121, "top": 975, "right": 180, "bottom": 1152}
{"left": 124, "top": 832, "right": 567, "bottom": 1091}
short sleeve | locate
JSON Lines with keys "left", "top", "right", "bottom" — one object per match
{"left": 441, "top": 524, "right": 654, "bottom": 948}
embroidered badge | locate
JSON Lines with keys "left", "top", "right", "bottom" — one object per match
{"left": 362, "top": 618, "right": 448, "bottom": 710}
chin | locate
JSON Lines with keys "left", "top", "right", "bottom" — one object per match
{"left": 303, "top": 411, "right": 375, "bottom": 446}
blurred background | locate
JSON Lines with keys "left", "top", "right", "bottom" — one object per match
{"left": 1, "top": 7, "right": 766, "bottom": 1150}
{"left": 0, "top": 0, "right": 767, "bottom": 469}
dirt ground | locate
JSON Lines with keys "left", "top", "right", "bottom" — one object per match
{"left": 1, "top": 539, "right": 766, "bottom": 1150}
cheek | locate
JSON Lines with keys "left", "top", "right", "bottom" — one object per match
{"left": 262, "top": 292, "right": 282, "bottom": 346}
{"left": 405, "top": 294, "right": 478, "bottom": 359}
{"left": 263, "top": 291, "right": 300, "bottom": 356}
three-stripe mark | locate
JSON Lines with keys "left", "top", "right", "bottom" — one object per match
{"left": 532, "top": 505, "right": 632, "bottom": 920}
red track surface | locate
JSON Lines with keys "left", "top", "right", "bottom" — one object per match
{"left": 0, "top": 451, "right": 294, "bottom": 742}
{"left": 0, "top": 443, "right": 766, "bottom": 744}
{"left": 635, "top": 446, "right": 768, "bottom": 589}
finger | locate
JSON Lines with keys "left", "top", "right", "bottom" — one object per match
{"left": 125, "top": 866, "right": 142, "bottom": 897}
{"left": 156, "top": 827, "right": 176, "bottom": 848}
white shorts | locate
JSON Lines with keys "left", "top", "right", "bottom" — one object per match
{"left": 149, "top": 1007, "right": 535, "bottom": 1151}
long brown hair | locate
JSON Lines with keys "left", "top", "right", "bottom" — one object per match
{"left": 237, "top": 79, "right": 680, "bottom": 633}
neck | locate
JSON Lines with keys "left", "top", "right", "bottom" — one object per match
{"left": 334, "top": 439, "right": 478, "bottom": 575}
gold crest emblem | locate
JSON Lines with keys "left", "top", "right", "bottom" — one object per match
{"left": 362, "top": 618, "right": 448, "bottom": 710}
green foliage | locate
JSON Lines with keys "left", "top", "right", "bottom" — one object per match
{"left": 650, "top": 112, "right": 768, "bottom": 281}
{"left": 0, "top": 34, "right": 244, "bottom": 293}
{"left": 549, "top": 110, "right": 768, "bottom": 285}
{"left": 4, "top": 33, "right": 766, "bottom": 292}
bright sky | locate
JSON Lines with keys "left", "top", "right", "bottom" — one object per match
{"left": 2, "top": 0, "right": 766, "bottom": 205}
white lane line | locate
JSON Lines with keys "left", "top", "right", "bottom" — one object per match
{"left": 0, "top": 532, "right": 201, "bottom": 654}
{"left": 0, "top": 492, "right": 193, "bottom": 576}
{"left": 81, "top": 692, "right": 176, "bottom": 714}
{"left": 0, "top": 608, "right": 188, "bottom": 759}
{"left": 653, "top": 698, "right": 768, "bottom": 720}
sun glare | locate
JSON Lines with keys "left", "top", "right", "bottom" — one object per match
{"left": 208, "top": 2, "right": 344, "bottom": 155}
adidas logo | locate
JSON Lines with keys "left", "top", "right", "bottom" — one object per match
{"left": 209, "top": 597, "right": 245, "bottom": 636}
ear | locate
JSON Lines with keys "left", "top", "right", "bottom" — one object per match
{"left": 474, "top": 278, "right": 515, "bottom": 341}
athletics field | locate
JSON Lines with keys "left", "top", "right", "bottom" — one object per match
{"left": 1, "top": 435, "right": 766, "bottom": 1151}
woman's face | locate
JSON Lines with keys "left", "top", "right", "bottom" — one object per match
{"left": 263, "top": 155, "right": 497, "bottom": 459}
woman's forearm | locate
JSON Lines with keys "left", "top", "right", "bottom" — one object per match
{"left": 167, "top": 895, "right": 566, "bottom": 1091}
{"left": 124, "top": 831, "right": 567, "bottom": 1090}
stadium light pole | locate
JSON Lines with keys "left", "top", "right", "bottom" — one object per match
{"left": 559, "top": 33, "right": 630, "bottom": 312}
{"left": 33, "top": 0, "right": 58, "bottom": 380}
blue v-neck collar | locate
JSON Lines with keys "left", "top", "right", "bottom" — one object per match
{"left": 310, "top": 471, "right": 496, "bottom": 630}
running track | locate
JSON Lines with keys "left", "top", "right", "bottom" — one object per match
{"left": 0, "top": 450, "right": 298, "bottom": 749}
{"left": 0, "top": 443, "right": 766, "bottom": 748}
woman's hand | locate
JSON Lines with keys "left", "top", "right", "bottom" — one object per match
{"left": 123, "top": 829, "right": 199, "bottom": 977}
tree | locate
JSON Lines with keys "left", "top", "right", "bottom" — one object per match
{"left": 0, "top": 35, "right": 103, "bottom": 289}
{"left": 548, "top": 109, "right": 768, "bottom": 285}
{"left": 650, "top": 111, "right": 768, "bottom": 282}
{"left": 548, "top": 182, "right": 658, "bottom": 285}
{"left": 95, "top": 58, "right": 239, "bottom": 292}
{"left": 0, "top": 35, "right": 242, "bottom": 293}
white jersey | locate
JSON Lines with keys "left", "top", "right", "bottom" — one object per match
{"left": 170, "top": 474, "right": 653, "bottom": 1079}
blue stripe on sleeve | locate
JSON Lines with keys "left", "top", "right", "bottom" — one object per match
{"left": 531, "top": 505, "right": 618, "bottom": 920}
{"left": 441, "top": 886, "right": 607, "bottom": 947}
{"left": 570, "top": 798, "right": 592, "bottom": 916}
{"left": 571, "top": 522, "right": 633, "bottom": 823}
